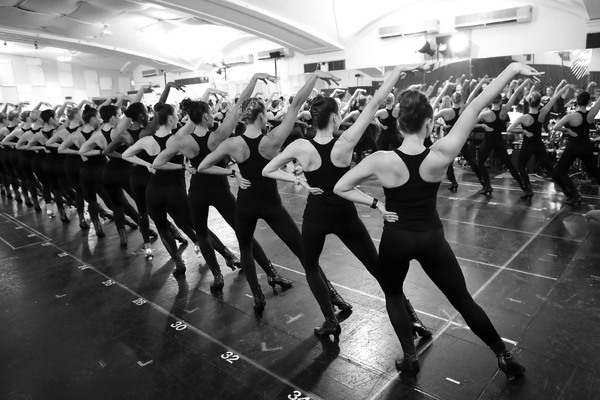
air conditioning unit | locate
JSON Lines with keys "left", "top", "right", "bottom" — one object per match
{"left": 455, "top": 6, "right": 532, "bottom": 30}
{"left": 142, "top": 68, "right": 162, "bottom": 78}
{"left": 223, "top": 53, "right": 253, "bottom": 65}
{"left": 378, "top": 19, "right": 440, "bottom": 38}
{"left": 257, "top": 47, "right": 293, "bottom": 60}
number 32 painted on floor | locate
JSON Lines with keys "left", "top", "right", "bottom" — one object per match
{"left": 288, "top": 390, "right": 310, "bottom": 400}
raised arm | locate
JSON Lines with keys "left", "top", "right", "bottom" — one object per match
{"left": 466, "top": 77, "right": 490, "bottom": 106}
{"left": 265, "top": 71, "right": 340, "bottom": 151}
{"left": 539, "top": 82, "right": 571, "bottom": 121}
{"left": 337, "top": 65, "right": 412, "bottom": 152}
{"left": 502, "top": 78, "right": 530, "bottom": 118}
{"left": 431, "top": 80, "right": 453, "bottom": 112}
{"left": 432, "top": 63, "right": 542, "bottom": 162}
{"left": 214, "top": 73, "right": 275, "bottom": 145}
{"left": 200, "top": 88, "right": 227, "bottom": 103}
{"left": 340, "top": 89, "right": 365, "bottom": 117}
{"left": 158, "top": 82, "right": 185, "bottom": 105}
{"left": 132, "top": 84, "right": 151, "bottom": 104}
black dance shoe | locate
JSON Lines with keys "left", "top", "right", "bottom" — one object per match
{"left": 265, "top": 262, "right": 293, "bottom": 289}
{"left": 210, "top": 272, "right": 225, "bottom": 291}
{"left": 326, "top": 280, "right": 352, "bottom": 310}
{"left": 395, "top": 358, "right": 420, "bottom": 376}
{"left": 314, "top": 318, "right": 341, "bottom": 340}
{"left": 497, "top": 350, "right": 526, "bottom": 380}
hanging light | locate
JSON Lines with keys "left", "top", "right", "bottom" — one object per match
{"left": 34, "top": 41, "right": 38, "bottom": 49}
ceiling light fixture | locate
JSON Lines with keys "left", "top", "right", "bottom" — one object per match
{"left": 3, "top": 40, "right": 7, "bottom": 46}
{"left": 34, "top": 41, "right": 38, "bottom": 49}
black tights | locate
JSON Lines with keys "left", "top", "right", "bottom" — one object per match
{"left": 555, "top": 142, "right": 600, "bottom": 197}
{"left": 447, "top": 142, "right": 483, "bottom": 184}
{"left": 379, "top": 227, "right": 504, "bottom": 357}
{"left": 302, "top": 218, "right": 379, "bottom": 310}
{"left": 146, "top": 182, "right": 197, "bottom": 262}
{"left": 130, "top": 169, "right": 152, "bottom": 243}
{"left": 235, "top": 205, "right": 304, "bottom": 298}
{"left": 189, "top": 186, "right": 270, "bottom": 272}
{"left": 63, "top": 156, "right": 85, "bottom": 214}
{"left": 478, "top": 138, "right": 523, "bottom": 187}
{"left": 518, "top": 142, "right": 569, "bottom": 195}
{"left": 103, "top": 163, "right": 139, "bottom": 230}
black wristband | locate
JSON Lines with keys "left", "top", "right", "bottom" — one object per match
{"left": 230, "top": 169, "right": 236, "bottom": 178}
{"left": 370, "top": 198, "right": 378, "bottom": 209}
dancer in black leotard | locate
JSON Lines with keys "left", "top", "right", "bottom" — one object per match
{"left": 334, "top": 62, "right": 538, "bottom": 379}
{"left": 57, "top": 108, "right": 90, "bottom": 229}
{"left": 507, "top": 85, "right": 573, "bottom": 200}
{"left": 476, "top": 79, "right": 529, "bottom": 196}
{"left": 154, "top": 74, "right": 288, "bottom": 291}
{"left": 76, "top": 106, "right": 108, "bottom": 237}
{"left": 434, "top": 83, "right": 487, "bottom": 191}
{"left": 80, "top": 104, "right": 137, "bottom": 247}
{"left": 375, "top": 93, "right": 401, "bottom": 151}
{"left": 198, "top": 71, "right": 350, "bottom": 317}
{"left": 123, "top": 103, "right": 201, "bottom": 276}
{"left": 263, "top": 65, "right": 432, "bottom": 340}
{"left": 552, "top": 90, "right": 600, "bottom": 206}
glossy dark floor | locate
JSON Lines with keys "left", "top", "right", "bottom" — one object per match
{"left": 1, "top": 167, "right": 599, "bottom": 400}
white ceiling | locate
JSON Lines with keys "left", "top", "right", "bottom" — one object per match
{"left": 0, "top": 0, "right": 595, "bottom": 73}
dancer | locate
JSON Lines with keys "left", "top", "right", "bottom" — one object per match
{"left": 198, "top": 70, "right": 350, "bottom": 317}
{"left": 263, "top": 65, "right": 432, "bottom": 340}
{"left": 122, "top": 103, "right": 213, "bottom": 276}
{"left": 375, "top": 93, "right": 401, "bottom": 151}
{"left": 507, "top": 83, "right": 573, "bottom": 199}
{"left": 334, "top": 62, "right": 538, "bottom": 379}
{"left": 552, "top": 89, "right": 600, "bottom": 206}
{"left": 153, "top": 74, "right": 288, "bottom": 291}
{"left": 433, "top": 79, "right": 488, "bottom": 190}
{"left": 476, "top": 79, "right": 529, "bottom": 196}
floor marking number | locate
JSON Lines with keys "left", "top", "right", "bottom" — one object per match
{"left": 221, "top": 351, "right": 240, "bottom": 364}
{"left": 102, "top": 279, "right": 115, "bottom": 286}
{"left": 41, "top": 242, "right": 51, "bottom": 246}
{"left": 132, "top": 298, "right": 147, "bottom": 306}
{"left": 78, "top": 265, "right": 89, "bottom": 270}
{"left": 27, "top": 234, "right": 36, "bottom": 237}
{"left": 288, "top": 390, "right": 311, "bottom": 400}
{"left": 58, "top": 252, "right": 68, "bottom": 257}
{"left": 170, "top": 321, "right": 187, "bottom": 331}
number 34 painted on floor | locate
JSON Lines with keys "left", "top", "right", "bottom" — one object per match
{"left": 288, "top": 390, "right": 310, "bottom": 400}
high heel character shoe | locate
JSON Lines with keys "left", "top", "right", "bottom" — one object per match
{"left": 520, "top": 185, "right": 533, "bottom": 200}
{"left": 224, "top": 252, "right": 242, "bottom": 271}
{"left": 252, "top": 287, "right": 266, "bottom": 317}
{"left": 314, "top": 318, "right": 341, "bottom": 340}
{"left": 395, "top": 358, "right": 420, "bottom": 377}
{"left": 326, "top": 279, "right": 352, "bottom": 310}
{"left": 448, "top": 181, "right": 458, "bottom": 191}
{"left": 497, "top": 350, "right": 526, "bottom": 380}
{"left": 478, "top": 184, "right": 493, "bottom": 197}
{"left": 405, "top": 299, "right": 433, "bottom": 339}
{"left": 210, "top": 272, "right": 225, "bottom": 292}
{"left": 264, "top": 262, "right": 293, "bottom": 290}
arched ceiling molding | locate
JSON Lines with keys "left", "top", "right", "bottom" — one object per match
{"left": 0, "top": 27, "right": 193, "bottom": 71}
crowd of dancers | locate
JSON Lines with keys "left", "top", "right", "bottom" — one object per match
{"left": 2, "top": 61, "right": 600, "bottom": 380}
